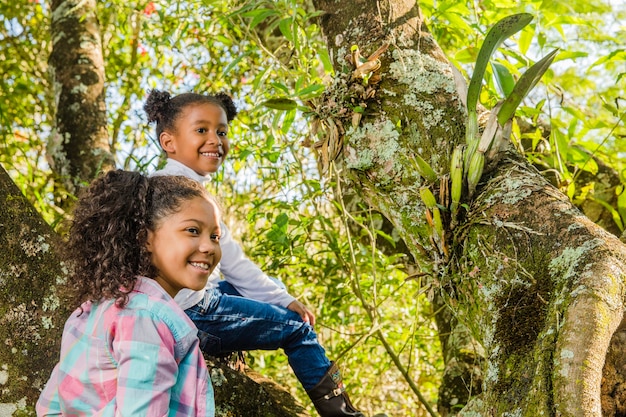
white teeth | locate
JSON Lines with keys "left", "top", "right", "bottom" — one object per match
{"left": 200, "top": 152, "right": 220, "bottom": 157}
{"left": 189, "top": 262, "right": 210, "bottom": 270}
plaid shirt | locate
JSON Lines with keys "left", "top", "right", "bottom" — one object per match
{"left": 36, "top": 277, "right": 214, "bottom": 417}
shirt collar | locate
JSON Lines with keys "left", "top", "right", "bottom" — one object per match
{"left": 163, "top": 159, "right": 211, "bottom": 184}
{"left": 133, "top": 276, "right": 173, "bottom": 301}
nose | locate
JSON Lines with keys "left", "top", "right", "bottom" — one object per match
{"left": 199, "top": 235, "right": 217, "bottom": 254}
{"left": 199, "top": 233, "right": 221, "bottom": 259}
{"left": 206, "top": 130, "right": 221, "bottom": 146}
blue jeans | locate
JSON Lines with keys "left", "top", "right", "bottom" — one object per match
{"left": 185, "top": 282, "right": 331, "bottom": 390}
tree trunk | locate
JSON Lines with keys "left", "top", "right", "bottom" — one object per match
{"left": 459, "top": 153, "right": 626, "bottom": 416}
{"left": 311, "top": 0, "right": 626, "bottom": 415}
{"left": 0, "top": 164, "right": 72, "bottom": 415}
{"left": 48, "top": 0, "right": 114, "bottom": 200}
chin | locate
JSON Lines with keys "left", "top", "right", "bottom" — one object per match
{"left": 199, "top": 167, "right": 219, "bottom": 175}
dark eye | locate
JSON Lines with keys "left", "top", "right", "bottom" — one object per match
{"left": 217, "top": 130, "right": 227, "bottom": 137}
{"left": 197, "top": 128, "right": 207, "bottom": 134}
{"left": 211, "top": 234, "right": 221, "bottom": 242}
{"left": 186, "top": 227, "right": 200, "bottom": 235}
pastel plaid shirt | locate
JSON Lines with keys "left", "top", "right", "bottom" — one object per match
{"left": 36, "top": 277, "right": 214, "bottom": 417}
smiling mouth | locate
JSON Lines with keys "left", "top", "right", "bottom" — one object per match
{"left": 199, "top": 152, "right": 222, "bottom": 159}
{"left": 189, "top": 261, "right": 211, "bottom": 271}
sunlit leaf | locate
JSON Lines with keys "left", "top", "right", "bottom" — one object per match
{"left": 467, "top": 13, "right": 533, "bottom": 116}
{"left": 491, "top": 61, "right": 515, "bottom": 97}
{"left": 497, "top": 49, "right": 559, "bottom": 125}
{"left": 262, "top": 98, "right": 297, "bottom": 110}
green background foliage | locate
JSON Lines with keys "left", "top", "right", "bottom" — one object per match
{"left": 1, "top": 0, "right": 624, "bottom": 415}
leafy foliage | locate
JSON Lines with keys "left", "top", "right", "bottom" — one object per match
{"left": 421, "top": 0, "right": 626, "bottom": 233}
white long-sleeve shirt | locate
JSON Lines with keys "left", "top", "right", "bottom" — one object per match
{"left": 151, "top": 159, "right": 296, "bottom": 310}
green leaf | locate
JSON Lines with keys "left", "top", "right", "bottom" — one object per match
{"left": 222, "top": 51, "right": 251, "bottom": 76}
{"left": 281, "top": 109, "right": 296, "bottom": 134}
{"left": 491, "top": 62, "right": 515, "bottom": 97}
{"left": 275, "top": 212, "right": 289, "bottom": 228}
{"left": 410, "top": 153, "right": 438, "bottom": 183}
{"left": 454, "top": 47, "right": 476, "bottom": 64}
{"left": 569, "top": 147, "right": 598, "bottom": 175}
{"left": 318, "top": 48, "right": 334, "bottom": 73}
{"left": 296, "top": 83, "right": 324, "bottom": 99}
{"left": 262, "top": 98, "right": 297, "bottom": 111}
{"left": 518, "top": 22, "right": 534, "bottom": 55}
{"left": 552, "top": 129, "right": 570, "bottom": 177}
{"left": 589, "top": 49, "right": 626, "bottom": 69}
{"left": 247, "top": 9, "right": 278, "bottom": 29}
{"left": 278, "top": 18, "right": 293, "bottom": 42}
{"left": 497, "top": 49, "right": 559, "bottom": 125}
{"left": 466, "top": 13, "right": 533, "bottom": 116}
{"left": 617, "top": 188, "right": 626, "bottom": 226}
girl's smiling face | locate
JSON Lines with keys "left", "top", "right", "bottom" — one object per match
{"left": 146, "top": 195, "right": 222, "bottom": 298}
{"left": 159, "top": 102, "right": 230, "bottom": 176}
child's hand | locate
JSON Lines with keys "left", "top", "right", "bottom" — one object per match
{"left": 287, "top": 300, "right": 316, "bottom": 326}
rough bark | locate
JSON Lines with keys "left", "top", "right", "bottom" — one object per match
{"left": 209, "top": 359, "right": 310, "bottom": 417}
{"left": 311, "top": 0, "right": 476, "bottom": 414}
{"left": 48, "top": 0, "right": 114, "bottom": 199}
{"left": 0, "top": 164, "right": 72, "bottom": 415}
{"left": 311, "top": 0, "right": 626, "bottom": 415}
{"left": 457, "top": 153, "right": 626, "bottom": 416}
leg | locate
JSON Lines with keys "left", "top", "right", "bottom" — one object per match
{"left": 188, "top": 289, "right": 366, "bottom": 416}
{"left": 306, "top": 362, "right": 365, "bottom": 417}
{"left": 217, "top": 280, "right": 241, "bottom": 295}
{"left": 186, "top": 288, "right": 330, "bottom": 389}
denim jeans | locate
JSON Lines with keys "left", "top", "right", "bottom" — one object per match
{"left": 185, "top": 282, "right": 331, "bottom": 390}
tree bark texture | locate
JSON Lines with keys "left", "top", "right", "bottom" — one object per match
{"left": 0, "top": 164, "right": 72, "bottom": 415}
{"left": 458, "top": 153, "right": 626, "bottom": 416}
{"left": 311, "top": 0, "right": 626, "bottom": 415}
{"left": 311, "top": 0, "right": 477, "bottom": 414}
{"left": 48, "top": 0, "right": 114, "bottom": 196}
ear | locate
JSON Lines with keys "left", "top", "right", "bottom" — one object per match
{"left": 145, "top": 229, "right": 155, "bottom": 253}
{"left": 159, "top": 131, "right": 176, "bottom": 154}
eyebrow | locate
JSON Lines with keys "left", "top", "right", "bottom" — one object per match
{"left": 191, "top": 120, "right": 228, "bottom": 128}
{"left": 181, "top": 218, "right": 221, "bottom": 229}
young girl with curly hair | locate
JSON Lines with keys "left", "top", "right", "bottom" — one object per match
{"left": 145, "top": 89, "right": 366, "bottom": 417}
{"left": 36, "top": 170, "right": 221, "bottom": 417}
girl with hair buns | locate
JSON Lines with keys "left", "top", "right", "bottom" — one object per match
{"left": 145, "top": 89, "right": 366, "bottom": 417}
{"left": 36, "top": 170, "right": 221, "bottom": 417}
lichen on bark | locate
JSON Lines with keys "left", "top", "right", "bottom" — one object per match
{"left": 0, "top": 165, "right": 72, "bottom": 415}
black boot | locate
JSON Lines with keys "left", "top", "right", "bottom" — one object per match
{"left": 306, "top": 362, "right": 365, "bottom": 417}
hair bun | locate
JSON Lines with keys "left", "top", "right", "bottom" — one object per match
{"left": 144, "top": 89, "right": 172, "bottom": 123}
{"left": 214, "top": 92, "right": 238, "bottom": 122}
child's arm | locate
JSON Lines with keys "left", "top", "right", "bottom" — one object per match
{"left": 218, "top": 223, "right": 296, "bottom": 307}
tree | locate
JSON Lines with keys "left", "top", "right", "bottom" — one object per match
{"left": 308, "top": 0, "right": 626, "bottom": 415}
{"left": 1, "top": 0, "right": 625, "bottom": 416}
{"left": 48, "top": 0, "right": 115, "bottom": 200}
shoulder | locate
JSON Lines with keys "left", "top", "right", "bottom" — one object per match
{"left": 124, "top": 281, "right": 199, "bottom": 353}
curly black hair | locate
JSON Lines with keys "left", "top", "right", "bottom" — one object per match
{"left": 66, "top": 170, "right": 211, "bottom": 309}
{"left": 144, "top": 89, "right": 238, "bottom": 141}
